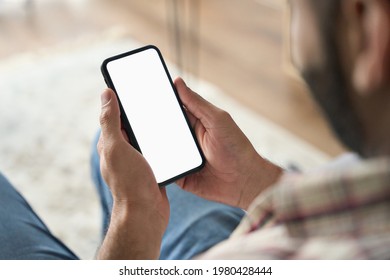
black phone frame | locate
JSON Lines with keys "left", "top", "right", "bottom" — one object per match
{"left": 101, "top": 45, "right": 205, "bottom": 187}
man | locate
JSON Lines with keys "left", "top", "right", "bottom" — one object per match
{"left": 1, "top": 0, "right": 389, "bottom": 259}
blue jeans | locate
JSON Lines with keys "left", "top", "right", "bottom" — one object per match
{"left": 0, "top": 134, "right": 244, "bottom": 259}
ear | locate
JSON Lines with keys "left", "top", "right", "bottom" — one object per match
{"left": 349, "top": 0, "right": 390, "bottom": 95}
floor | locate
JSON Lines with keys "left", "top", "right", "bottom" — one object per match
{"left": 0, "top": 0, "right": 346, "bottom": 156}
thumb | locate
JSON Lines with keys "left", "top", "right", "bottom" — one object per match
{"left": 174, "top": 77, "right": 221, "bottom": 127}
{"left": 100, "top": 89, "right": 122, "bottom": 141}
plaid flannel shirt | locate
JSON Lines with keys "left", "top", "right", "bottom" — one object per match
{"left": 198, "top": 158, "right": 390, "bottom": 259}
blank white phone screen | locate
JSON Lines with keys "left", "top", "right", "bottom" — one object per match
{"left": 106, "top": 48, "right": 203, "bottom": 184}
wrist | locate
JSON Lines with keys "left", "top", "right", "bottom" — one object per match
{"left": 239, "top": 154, "right": 284, "bottom": 210}
{"left": 98, "top": 201, "right": 164, "bottom": 260}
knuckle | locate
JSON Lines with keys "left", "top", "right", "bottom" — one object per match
{"left": 99, "top": 108, "right": 111, "bottom": 128}
{"left": 214, "top": 109, "right": 232, "bottom": 122}
{"left": 104, "top": 141, "right": 127, "bottom": 167}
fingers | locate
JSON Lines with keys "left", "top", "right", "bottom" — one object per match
{"left": 183, "top": 106, "right": 197, "bottom": 128}
{"left": 121, "top": 128, "right": 130, "bottom": 143}
{"left": 99, "top": 89, "right": 123, "bottom": 143}
{"left": 174, "top": 77, "right": 222, "bottom": 128}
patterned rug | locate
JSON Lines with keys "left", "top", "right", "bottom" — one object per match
{"left": 0, "top": 33, "right": 330, "bottom": 259}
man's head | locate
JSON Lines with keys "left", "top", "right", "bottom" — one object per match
{"left": 288, "top": 0, "right": 390, "bottom": 157}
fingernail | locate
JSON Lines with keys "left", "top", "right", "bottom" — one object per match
{"left": 101, "top": 89, "right": 111, "bottom": 106}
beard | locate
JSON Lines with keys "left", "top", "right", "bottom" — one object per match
{"left": 300, "top": 0, "right": 367, "bottom": 156}
{"left": 301, "top": 45, "right": 364, "bottom": 155}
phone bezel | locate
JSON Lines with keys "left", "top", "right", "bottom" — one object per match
{"left": 101, "top": 45, "right": 205, "bottom": 186}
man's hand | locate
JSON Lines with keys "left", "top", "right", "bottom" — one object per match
{"left": 97, "top": 89, "right": 169, "bottom": 260}
{"left": 175, "top": 78, "right": 283, "bottom": 210}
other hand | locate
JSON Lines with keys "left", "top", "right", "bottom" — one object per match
{"left": 97, "top": 89, "right": 169, "bottom": 259}
{"left": 175, "top": 78, "right": 283, "bottom": 210}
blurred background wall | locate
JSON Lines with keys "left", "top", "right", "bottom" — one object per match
{"left": 0, "top": 0, "right": 345, "bottom": 156}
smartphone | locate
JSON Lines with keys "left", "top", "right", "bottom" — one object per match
{"left": 101, "top": 45, "right": 205, "bottom": 186}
